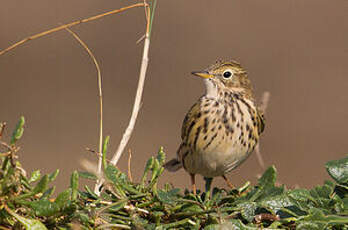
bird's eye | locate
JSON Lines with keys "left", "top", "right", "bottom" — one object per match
{"left": 222, "top": 70, "right": 233, "bottom": 79}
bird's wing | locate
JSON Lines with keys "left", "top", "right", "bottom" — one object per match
{"left": 181, "top": 100, "right": 202, "bottom": 141}
{"left": 164, "top": 101, "right": 202, "bottom": 172}
{"left": 256, "top": 108, "right": 265, "bottom": 135}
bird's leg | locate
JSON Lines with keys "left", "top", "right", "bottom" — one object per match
{"left": 222, "top": 175, "right": 235, "bottom": 189}
{"left": 204, "top": 177, "right": 213, "bottom": 199}
{"left": 190, "top": 173, "right": 196, "bottom": 195}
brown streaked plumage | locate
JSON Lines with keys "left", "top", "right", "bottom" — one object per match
{"left": 164, "top": 59, "right": 265, "bottom": 194}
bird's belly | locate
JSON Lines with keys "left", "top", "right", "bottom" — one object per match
{"left": 181, "top": 96, "right": 260, "bottom": 177}
{"left": 185, "top": 142, "right": 254, "bottom": 177}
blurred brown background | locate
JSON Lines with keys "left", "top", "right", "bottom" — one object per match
{"left": 0, "top": 0, "right": 347, "bottom": 191}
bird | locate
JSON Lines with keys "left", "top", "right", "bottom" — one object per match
{"left": 164, "top": 59, "right": 265, "bottom": 195}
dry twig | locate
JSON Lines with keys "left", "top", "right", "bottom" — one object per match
{"left": 110, "top": 1, "right": 156, "bottom": 166}
{"left": 254, "top": 213, "right": 280, "bottom": 224}
{"left": 62, "top": 27, "right": 105, "bottom": 195}
{"left": 0, "top": 3, "right": 146, "bottom": 56}
{"left": 255, "top": 91, "right": 271, "bottom": 169}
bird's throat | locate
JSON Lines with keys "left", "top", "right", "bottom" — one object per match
{"left": 204, "top": 79, "right": 218, "bottom": 99}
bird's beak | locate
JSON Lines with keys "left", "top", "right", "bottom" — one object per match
{"left": 191, "top": 71, "right": 214, "bottom": 79}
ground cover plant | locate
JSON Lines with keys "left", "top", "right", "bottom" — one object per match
{"left": 0, "top": 117, "right": 347, "bottom": 229}
{"left": 1, "top": 2, "right": 347, "bottom": 229}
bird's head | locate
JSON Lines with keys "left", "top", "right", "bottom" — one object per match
{"left": 191, "top": 59, "right": 253, "bottom": 99}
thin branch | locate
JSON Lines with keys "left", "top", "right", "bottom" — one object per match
{"left": 259, "top": 91, "right": 271, "bottom": 113}
{"left": 98, "top": 200, "right": 149, "bottom": 214}
{"left": 255, "top": 91, "right": 271, "bottom": 169}
{"left": 93, "top": 1, "right": 156, "bottom": 192}
{"left": 0, "top": 140, "right": 13, "bottom": 151}
{"left": 63, "top": 28, "right": 104, "bottom": 195}
{"left": 0, "top": 122, "right": 6, "bottom": 139}
{"left": 124, "top": 204, "right": 149, "bottom": 214}
{"left": 110, "top": 1, "right": 156, "bottom": 166}
{"left": 96, "top": 223, "right": 131, "bottom": 230}
{"left": 254, "top": 213, "right": 280, "bottom": 224}
{"left": 255, "top": 145, "right": 264, "bottom": 169}
{"left": 0, "top": 3, "right": 146, "bottom": 56}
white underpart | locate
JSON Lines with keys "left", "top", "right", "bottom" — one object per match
{"left": 204, "top": 79, "right": 218, "bottom": 99}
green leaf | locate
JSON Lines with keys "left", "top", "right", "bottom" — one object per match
{"left": 156, "top": 147, "right": 166, "bottom": 165}
{"left": 157, "top": 188, "right": 180, "bottom": 204}
{"left": 337, "top": 197, "right": 348, "bottom": 215}
{"left": 288, "top": 189, "right": 313, "bottom": 203}
{"left": 297, "top": 207, "right": 348, "bottom": 228}
{"left": 11, "top": 116, "right": 25, "bottom": 145}
{"left": 326, "top": 156, "right": 348, "bottom": 184}
{"left": 296, "top": 221, "right": 324, "bottom": 230}
{"left": 204, "top": 219, "right": 266, "bottom": 230}
{"left": 84, "top": 185, "right": 99, "bottom": 200}
{"left": 28, "top": 199, "right": 59, "bottom": 217}
{"left": 104, "top": 199, "right": 127, "bottom": 212}
{"left": 141, "top": 156, "right": 154, "bottom": 185}
{"left": 40, "top": 186, "right": 55, "bottom": 200}
{"left": 148, "top": 0, "right": 157, "bottom": 38}
{"left": 105, "top": 164, "right": 121, "bottom": 184}
{"left": 32, "top": 175, "right": 49, "bottom": 194}
{"left": 258, "top": 166, "right": 277, "bottom": 188}
{"left": 287, "top": 188, "right": 314, "bottom": 211}
{"left": 102, "top": 136, "right": 110, "bottom": 170}
{"left": 70, "top": 171, "right": 79, "bottom": 201}
{"left": 55, "top": 188, "right": 71, "bottom": 210}
{"left": 48, "top": 169, "right": 60, "bottom": 182}
{"left": 238, "top": 181, "right": 251, "bottom": 193}
{"left": 76, "top": 212, "right": 91, "bottom": 225}
{"left": 28, "top": 170, "right": 41, "bottom": 183}
{"left": 158, "top": 218, "right": 196, "bottom": 229}
{"left": 238, "top": 202, "right": 257, "bottom": 222}
{"left": 311, "top": 184, "right": 333, "bottom": 199}
{"left": 259, "top": 194, "right": 293, "bottom": 212}
{"left": 6, "top": 207, "right": 47, "bottom": 230}
{"left": 151, "top": 159, "right": 160, "bottom": 182}
{"left": 78, "top": 171, "right": 97, "bottom": 180}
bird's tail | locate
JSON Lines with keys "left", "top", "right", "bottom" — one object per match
{"left": 163, "top": 158, "right": 182, "bottom": 172}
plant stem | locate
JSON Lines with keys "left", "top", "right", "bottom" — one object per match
{"left": 110, "top": 36, "right": 150, "bottom": 165}
{"left": 110, "top": 1, "right": 156, "bottom": 166}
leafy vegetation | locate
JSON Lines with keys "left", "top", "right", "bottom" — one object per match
{"left": 0, "top": 117, "right": 347, "bottom": 229}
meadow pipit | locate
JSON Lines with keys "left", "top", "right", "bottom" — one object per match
{"left": 164, "top": 60, "right": 265, "bottom": 194}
